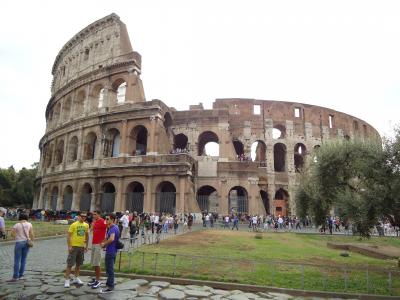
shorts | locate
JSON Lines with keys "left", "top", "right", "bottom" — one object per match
{"left": 67, "top": 246, "right": 85, "bottom": 267}
{"left": 90, "top": 244, "right": 102, "bottom": 267}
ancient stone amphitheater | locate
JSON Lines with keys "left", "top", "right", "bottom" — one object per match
{"left": 33, "top": 14, "right": 379, "bottom": 216}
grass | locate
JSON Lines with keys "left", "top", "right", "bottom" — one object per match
{"left": 3, "top": 220, "right": 68, "bottom": 240}
{"left": 110, "top": 230, "right": 400, "bottom": 296}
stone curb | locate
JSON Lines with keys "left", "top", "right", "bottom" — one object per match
{"left": 79, "top": 270, "right": 399, "bottom": 300}
{"left": 0, "top": 234, "right": 67, "bottom": 246}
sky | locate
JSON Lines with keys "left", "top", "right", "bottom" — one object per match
{"left": 0, "top": 0, "right": 399, "bottom": 170}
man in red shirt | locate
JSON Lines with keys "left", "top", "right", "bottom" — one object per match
{"left": 87, "top": 211, "right": 106, "bottom": 289}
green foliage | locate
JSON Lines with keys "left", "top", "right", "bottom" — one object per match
{"left": 296, "top": 129, "right": 400, "bottom": 237}
{"left": 0, "top": 163, "right": 38, "bottom": 207}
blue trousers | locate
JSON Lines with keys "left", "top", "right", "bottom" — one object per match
{"left": 105, "top": 252, "right": 116, "bottom": 289}
{"left": 13, "top": 241, "right": 29, "bottom": 279}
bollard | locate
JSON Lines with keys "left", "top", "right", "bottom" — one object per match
{"left": 172, "top": 254, "right": 177, "bottom": 277}
{"left": 118, "top": 250, "right": 122, "bottom": 271}
{"left": 154, "top": 252, "right": 158, "bottom": 273}
{"left": 141, "top": 252, "right": 145, "bottom": 271}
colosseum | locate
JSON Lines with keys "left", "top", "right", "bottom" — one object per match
{"left": 32, "top": 13, "right": 380, "bottom": 217}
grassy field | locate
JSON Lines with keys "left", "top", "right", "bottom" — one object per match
{"left": 2, "top": 220, "right": 68, "bottom": 240}
{"left": 115, "top": 230, "right": 400, "bottom": 296}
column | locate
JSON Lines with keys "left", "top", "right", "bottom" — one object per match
{"left": 268, "top": 184, "right": 276, "bottom": 216}
{"left": 219, "top": 180, "right": 229, "bottom": 215}
{"left": 120, "top": 120, "right": 128, "bottom": 157}
{"left": 84, "top": 84, "right": 91, "bottom": 115}
{"left": 77, "top": 127, "right": 84, "bottom": 161}
{"left": 116, "top": 178, "right": 124, "bottom": 212}
{"left": 147, "top": 116, "right": 157, "bottom": 155}
{"left": 144, "top": 177, "right": 152, "bottom": 212}
{"left": 62, "top": 133, "right": 69, "bottom": 170}
{"left": 178, "top": 176, "right": 186, "bottom": 214}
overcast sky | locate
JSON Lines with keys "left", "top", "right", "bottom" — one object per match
{"left": 1, "top": 0, "right": 399, "bottom": 170}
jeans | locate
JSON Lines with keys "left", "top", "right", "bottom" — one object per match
{"left": 13, "top": 241, "right": 30, "bottom": 279}
{"left": 105, "top": 252, "right": 116, "bottom": 289}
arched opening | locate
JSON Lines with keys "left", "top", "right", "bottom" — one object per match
{"left": 80, "top": 183, "right": 92, "bottom": 212}
{"left": 104, "top": 128, "right": 120, "bottom": 157}
{"left": 83, "top": 132, "right": 97, "bottom": 160}
{"left": 233, "top": 139, "right": 245, "bottom": 160}
{"left": 155, "top": 181, "right": 176, "bottom": 214}
{"left": 260, "top": 190, "right": 270, "bottom": 214}
{"left": 164, "top": 112, "right": 173, "bottom": 133}
{"left": 274, "top": 188, "right": 289, "bottom": 216}
{"left": 53, "top": 102, "right": 61, "bottom": 126}
{"left": 90, "top": 84, "right": 104, "bottom": 110}
{"left": 63, "top": 185, "right": 73, "bottom": 210}
{"left": 274, "top": 143, "right": 286, "bottom": 172}
{"left": 272, "top": 124, "right": 286, "bottom": 139}
{"left": 198, "top": 131, "right": 219, "bottom": 156}
{"left": 116, "top": 82, "right": 126, "bottom": 103}
{"left": 101, "top": 182, "right": 115, "bottom": 213}
{"left": 75, "top": 90, "right": 85, "bottom": 116}
{"left": 294, "top": 143, "right": 307, "bottom": 172}
{"left": 55, "top": 140, "right": 64, "bottom": 165}
{"left": 196, "top": 185, "right": 218, "bottom": 213}
{"left": 251, "top": 140, "right": 267, "bottom": 166}
{"left": 129, "top": 125, "right": 147, "bottom": 156}
{"left": 62, "top": 97, "right": 72, "bottom": 122}
{"left": 50, "top": 187, "right": 58, "bottom": 211}
{"left": 173, "top": 133, "right": 188, "bottom": 152}
{"left": 126, "top": 182, "right": 144, "bottom": 213}
{"left": 44, "top": 143, "right": 53, "bottom": 168}
{"left": 67, "top": 136, "right": 78, "bottom": 162}
{"left": 228, "top": 186, "right": 248, "bottom": 213}
{"left": 344, "top": 135, "right": 350, "bottom": 141}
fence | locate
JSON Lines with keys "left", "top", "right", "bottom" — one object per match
{"left": 115, "top": 247, "right": 400, "bottom": 296}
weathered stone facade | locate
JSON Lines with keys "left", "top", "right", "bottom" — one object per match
{"left": 33, "top": 14, "right": 380, "bottom": 216}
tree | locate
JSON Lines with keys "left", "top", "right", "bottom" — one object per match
{"left": 296, "top": 140, "right": 384, "bottom": 237}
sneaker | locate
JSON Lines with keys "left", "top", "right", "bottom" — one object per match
{"left": 18, "top": 276, "right": 25, "bottom": 280}
{"left": 91, "top": 280, "right": 101, "bottom": 289}
{"left": 100, "top": 287, "right": 113, "bottom": 293}
{"left": 72, "top": 277, "right": 83, "bottom": 285}
{"left": 64, "top": 279, "right": 70, "bottom": 288}
{"left": 87, "top": 278, "right": 96, "bottom": 286}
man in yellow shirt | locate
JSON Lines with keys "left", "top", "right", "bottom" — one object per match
{"left": 64, "top": 212, "right": 89, "bottom": 288}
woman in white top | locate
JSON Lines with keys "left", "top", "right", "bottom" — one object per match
{"left": 8, "top": 212, "right": 34, "bottom": 282}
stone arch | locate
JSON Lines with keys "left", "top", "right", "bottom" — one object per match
{"left": 112, "top": 78, "right": 126, "bottom": 104}
{"left": 83, "top": 132, "right": 97, "bottom": 160}
{"left": 126, "top": 181, "right": 145, "bottom": 213}
{"left": 101, "top": 182, "right": 116, "bottom": 212}
{"left": 164, "top": 112, "right": 173, "bottom": 133}
{"left": 274, "top": 143, "right": 286, "bottom": 172}
{"left": 53, "top": 102, "right": 61, "bottom": 126}
{"left": 228, "top": 186, "right": 248, "bottom": 213}
{"left": 174, "top": 133, "right": 188, "bottom": 151}
{"left": 67, "top": 136, "right": 78, "bottom": 162}
{"left": 273, "top": 124, "right": 286, "bottom": 139}
{"left": 129, "top": 125, "right": 148, "bottom": 156}
{"left": 75, "top": 90, "right": 85, "bottom": 116}
{"left": 155, "top": 181, "right": 176, "bottom": 214}
{"left": 80, "top": 183, "right": 92, "bottom": 212}
{"left": 104, "top": 128, "right": 120, "bottom": 157}
{"left": 62, "top": 97, "right": 72, "bottom": 122}
{"left": 63, "top": 185, "right": 73, "bottom": 210}
{"left": 294, "top": 143, "right": 307, "bottom": 172}
{"left": 274, "top": 188, "right": 289, "bottom": 216}
{"left": 50, "top": 186, "right": 58, "bottom": 211}
{"left": 44, "top": 143, "right": 54, "bottom": 168}
{"left": 196, "top": 185, "right": 218, "bottom": 213}
{"left": 198, "top": 131, "right": 219, "bottom": 156}
{"left": 90, "top": 84, "right": 104, "bottom": 110}
{"left": 42, "top": 188, "right": 49, "bottom": 209}
{"left": 251, "top": 140, "right": 267, "bottom": 165}
{"left": 55, "top": 140, "right": 64, "bottom": 165}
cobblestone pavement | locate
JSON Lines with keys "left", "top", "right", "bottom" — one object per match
{"left": 0, "top": 270, "right": 346, "bottom": 300}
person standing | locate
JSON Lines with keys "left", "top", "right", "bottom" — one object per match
{"left": 87, "top": 211, "right": 106, "bottom": 289}
{"left": 8, "top": 213, "right": 34, "bottom": 281}
{"left": 120, "top": 211, "right": 130, "bottom": 239}
{"left": 64, "top": 212, "right": 89, "bottom": 288}
{"left": 100, "top": 213, "right": 120, "bottom": 294}
{"left": 0, "top": 208, "right": 6, "bottom": 239}
{"left": 231, "top": 214, "right": 239, "bottom": 230}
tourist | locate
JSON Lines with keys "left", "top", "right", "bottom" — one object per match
{"left": 232, "top": 215, "right": 239, "bottom": 230}
{"left": 224, "top": 215, "right": 230, "bottom": 228}
{"left": 173, "top": 215, "right": 179, "bottom": 234}
{"left": 0, "top": 208, "right": 6, "bottom": 239}
{"left": 128, "top": 212, "right": 137, "bottom": 245}
{"left": 87, "top": 211, "right": 106, "bottom": 289}
{"left": 64, "top": 212, "right": 89, "bottom": 288}
{"left": 100, "top": 213, "right": 120, "bottom": 294}
{"left": 120, "top": 211, "right": 130, "bottom": 239}
{"left": 8, "top": 213, "right": 34, "bottom": 282}
{"left": 188, "top": 214, "right": 193, "bottom": 231}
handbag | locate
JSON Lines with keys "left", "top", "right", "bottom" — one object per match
{"left": 22, "top": 223, "right": 33, "bottom": 248}
{"left": 116, "top": 240, "right": 124, "bottom": 250}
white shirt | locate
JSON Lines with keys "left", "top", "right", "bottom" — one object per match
{"left": 252, "top": 216, "right": 258, "bottom": 224}
{"left": 120, "top": 215, "right": 129, "bottom": 228}
{"left": 225, "top": 216, "right": 230, "bottom": 222}
{"left": 154, "top": 215, "right": 160, "bottom": 224}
